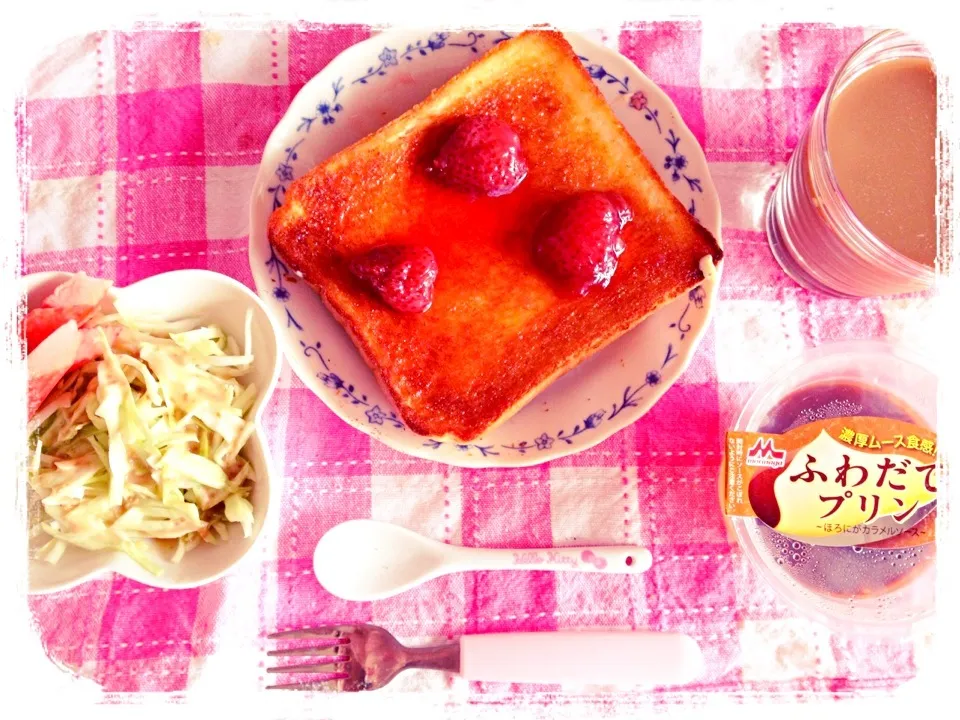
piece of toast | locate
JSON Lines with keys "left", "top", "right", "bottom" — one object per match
{"left": 268, "top": 30, "right": 723, "bottom": 441}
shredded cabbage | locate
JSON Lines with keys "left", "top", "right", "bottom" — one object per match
{"left": 27, "top": 309, "right": 258, "bottom": 576}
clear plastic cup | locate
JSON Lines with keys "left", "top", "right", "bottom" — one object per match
{"left": 727, "top": 340, "right": 937, "bottom": 634}
{"left": 765, "top": 30, "right": 937, "bottom": 297}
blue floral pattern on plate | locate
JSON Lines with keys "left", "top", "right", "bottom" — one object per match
{"left": 267, "top": 35, "right": 704, "bottom": 222}
{"left": 254, "top": 29, "right": 719, "bottom": 465}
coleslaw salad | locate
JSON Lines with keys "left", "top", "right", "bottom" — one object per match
{"left": 26, "top": 273, "right": 261, "bottom": 577}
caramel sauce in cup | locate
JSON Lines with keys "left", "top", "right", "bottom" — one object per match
{"left": 752, "top": 381, "right": 936, "bottom": 600}
{"left": 726, "top": 340, "right": 937, "bottom": 633}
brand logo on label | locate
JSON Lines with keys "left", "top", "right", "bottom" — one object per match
{"left": 746, "top": 437, "right": 787, "bottom": 468}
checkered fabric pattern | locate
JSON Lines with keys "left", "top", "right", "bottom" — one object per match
{"left": 22, "top": 21, "right": 936, "bottom": 709}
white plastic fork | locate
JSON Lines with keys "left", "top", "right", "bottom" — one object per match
{"left": 267, "top": 624, "right": 704, "bottom": 691}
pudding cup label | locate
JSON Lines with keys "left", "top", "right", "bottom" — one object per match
{"left": 722, "top": 416, "right": 937, "bottom": 547}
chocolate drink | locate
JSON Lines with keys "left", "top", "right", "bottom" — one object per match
{"left": 826, "top": 56, "right": 937, "bottom": 267}
{"left": 753, "top": 381, "right": 936, "bottom": 598}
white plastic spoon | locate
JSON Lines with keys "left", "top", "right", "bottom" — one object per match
{"left": 313, "top": 519, "right": 653, "bottom": 601}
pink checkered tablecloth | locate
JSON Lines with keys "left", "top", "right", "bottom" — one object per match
{"left": 21, "top": 21, "right": 937, "bottom": 711}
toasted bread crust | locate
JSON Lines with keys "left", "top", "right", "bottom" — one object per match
{"left": 268, "top": 30, "right": 723, "bottom": 440}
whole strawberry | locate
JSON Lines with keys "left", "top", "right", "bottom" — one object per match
{"left": 534, "top": 192, "right": 634, "bottom": 296}
{"left": 430, "top": 115, "right": 528, "bottom": 197}
{"left": 349, "top": 245, "right": 439, "bottom": 313}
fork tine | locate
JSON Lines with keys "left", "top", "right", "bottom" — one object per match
{"left": 268, "top": 626, "right": 349, "bottom": 640}
{"left": 267, "top": 658, "right": 350, "bottom": 674}
{"left": 268, "top": 637, "right": 350, "bottom": 652}
{"left": 266, "top": 676, "right": 347, "bottom": 691}
{"left": 268, "top": 645, "right": 349, "bottom": 657}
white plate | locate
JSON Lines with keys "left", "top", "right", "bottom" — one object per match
{"left": 248, "top": 29, "right": 722, "bottom": 468}
{"left": 25, "top": 270, "right": 281, "bottom": 593}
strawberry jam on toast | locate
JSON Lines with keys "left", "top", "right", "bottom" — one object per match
{"left": 268, "top": 30, "right": 723, "bottom": 441}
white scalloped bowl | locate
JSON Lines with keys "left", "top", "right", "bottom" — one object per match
{"left": 24, "top": 270, "right": 281, "bottom": 594}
